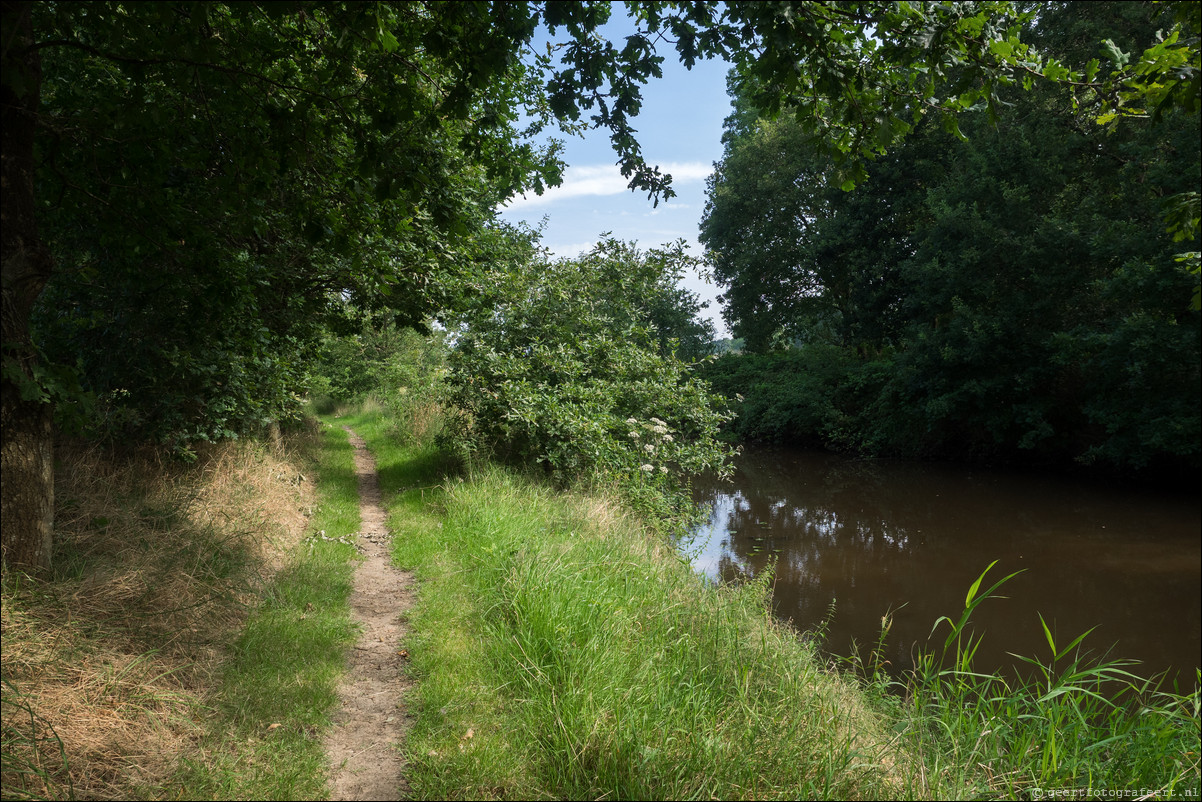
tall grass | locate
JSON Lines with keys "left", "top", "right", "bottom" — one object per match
{"left": 340, "top": 404, "right": 908, "bottom": 800}
{"left": 858, "top": 562, "right": 1202, "bottom": 799}
{"left": 0, "top": 420, "right": 375, "bottom": 800}
{"left": 1, "top": 677, "right": 74, "bottom": 801}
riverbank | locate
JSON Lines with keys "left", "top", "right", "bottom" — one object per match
{"left": 339, "top": 408, "right": 911, "bottom": 799}
{"left": 4, "top": 408, "right": 1197, "bottom": 799}
{"left": 344, "top": 402, "right": 1198, "bottom": 800}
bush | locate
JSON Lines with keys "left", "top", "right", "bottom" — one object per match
{"left": 308, "top": 322, "right": 449, "bottom": 444}
{"left": 443, "top": 239, "right": 734, "bottom": 527}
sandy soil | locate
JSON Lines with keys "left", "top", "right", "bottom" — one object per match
{"left": 324, "top": 428, "right": 416, "bottom": 800}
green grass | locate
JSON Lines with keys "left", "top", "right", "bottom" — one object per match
{"left": 857, "top": 563, "right": 1202, "bottom": 800}
{"left": 0, "top": 676, "right": 74, "bottom": 801}
{"left": 339, "top": 406, "right": 903, "bottom": 800}
{"left": 334, "top": 400, "right": 1201, "bottom": 801}
{"left": 172, "top": 422, "right": 361, "bottom": 800}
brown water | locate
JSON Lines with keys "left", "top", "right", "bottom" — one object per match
{"left": 687, "top": 446, "right": 1201, "bottom": 683}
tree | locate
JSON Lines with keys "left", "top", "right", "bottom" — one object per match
{"left": 6, "top": 1, "right": 1197, "bottom": 569}
{"left": 444, "top": 236, "right": 732, "bottom": 524}
{"left": 2, "top": 1, "right": 55, "bottom": 569}
{"left": 700, "top": 107, "right": 930, "bottom": 352}
{"left": 701, "top": 2, "right": 1201, "bottom": 469}
{"left": 5, "top": 1, "right": 562, "bottom": 569}
{"left": 572, "top": 237, "right": 716, "bottom": 361}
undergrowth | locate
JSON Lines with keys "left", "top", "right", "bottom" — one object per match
{"left": 1, "top": 433, "right": 317, "bottom": 799}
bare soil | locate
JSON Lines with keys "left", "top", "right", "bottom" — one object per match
{"left": 324, "top": 428, "right": 416, "bottom": 800}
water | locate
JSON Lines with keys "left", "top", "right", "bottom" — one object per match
{"left": 687, "top": 446, "right": 1201, "bottom": 683}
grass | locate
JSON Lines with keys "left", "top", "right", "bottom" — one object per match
{"left": 1, "top": 421, "right": 364, "bottom": 801}
{"left": 1, "top": 433, "right": 321, "bottom": 799}
{"left": 12, "top": 390, "right": 1192, "bottom": 800}
{"left": 854, "top": 563, "right": 1202, "bottom": 800}
{"left": 345, "top": 397, "right": 1201, "bottom": 801}
{"left": 338, "top": 405, "right": 908, "bottom": 800}
{"left": 171, "top": 420, "right": 362, "bottom": 800}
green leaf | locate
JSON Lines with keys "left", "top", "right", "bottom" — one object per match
{"left": 1101, "top": 39, "right": 1130, "bottom": 68}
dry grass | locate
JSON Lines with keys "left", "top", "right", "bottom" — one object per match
{"left": 404, "top": 400, "right": 445, "bottom": 445}
{"left": 1, "top": 430, "right": 318, "bottom": 800}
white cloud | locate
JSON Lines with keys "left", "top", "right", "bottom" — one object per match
{"left": 543, "top": 240, "right": 602, "bottom": 260}
{"left": 504, "top": 162, "right": 712, "bottom": 209}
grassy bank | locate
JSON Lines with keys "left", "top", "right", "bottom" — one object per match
{"left": 338, "top": 407, "right": 909, "bottom": 800}
{"left": 345, "top": 399, "right": 1199, "bottom": 801}
{"left": 1, "top": 421, "right": 361, "bottom": 800}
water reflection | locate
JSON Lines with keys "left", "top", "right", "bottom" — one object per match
{"left": 687, "top": 447, "right": 1202, "bottom": 682}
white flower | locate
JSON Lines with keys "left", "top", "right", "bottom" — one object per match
{"left": 650, "top": 417, "right": 666, "bottom": 426}
{"left": 625, "top": 418, "right": 638, "bottom": 426}
{"left": 662, "top": 434, "right": 673, "bottom": 442}
{"left": 659, "top": 466, "right": 668, "bottom": 473}
{"left": 640, "top": 464, "right": 654, "bottom": 472}
{"left": 643, "top": 444, "right": 655, "bottom": 453}
{"left": 628, "top": 431, "right": 640, "bottom": 438}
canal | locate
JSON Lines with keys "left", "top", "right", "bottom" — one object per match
{"left": 687, "top": 446, "right": 1201, "bottom": 683}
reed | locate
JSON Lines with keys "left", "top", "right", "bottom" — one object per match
{"left": 856, "top": 562, "right": 1201, "bottom": 799}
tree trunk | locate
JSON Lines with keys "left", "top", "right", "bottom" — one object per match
{"left": 2, "top": 1, "right": 55, "bottom": 572}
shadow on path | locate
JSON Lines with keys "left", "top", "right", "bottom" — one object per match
{"left": 324, "top": 427, "right": 416, "bottom": 800}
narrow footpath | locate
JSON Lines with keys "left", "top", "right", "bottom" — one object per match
{"left": 323, "top": 427, "right": 416, "bottom": 800}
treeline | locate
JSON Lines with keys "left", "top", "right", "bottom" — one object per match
{"left": 7, "top": 1, "right": 1200, "bottom": 569}
{"left": 700, "top": 2, "right": 1201, "bottom": 474}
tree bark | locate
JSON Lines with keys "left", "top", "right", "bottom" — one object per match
{"left": 2, "top": 1, "right": 55, "bottom": 572}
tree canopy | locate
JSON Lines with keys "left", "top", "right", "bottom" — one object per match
{"left": 701, "top": 1, "right": 1201, "bottom": 471}
{"left": 4, "top": 0, "right": 1199, "bottom": 568}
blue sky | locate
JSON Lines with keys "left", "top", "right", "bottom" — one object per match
{"left": 496, "top": 14, "right": 736, "bottom": 337}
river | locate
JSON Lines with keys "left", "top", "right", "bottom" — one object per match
{"left": 687, "top": 446, "right": 1201, "bottom": 683}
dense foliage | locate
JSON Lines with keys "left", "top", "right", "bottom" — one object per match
{"left": 309, "top": 322, "right": 444, "bottom": 405}
{"left": 15, "top": 0, "right": 1198, "bottom": 447}
{"left": 27, "top": 2, "right": 551, "bottom": 447}
{"left": 6, "top": 0, "right": 1199, "bottom": 567}
{"left": 444, "top": 238, "right": 733, "bottom": 524}
{"left": 701, "top": 1, "right": 1202, "bottom": 473}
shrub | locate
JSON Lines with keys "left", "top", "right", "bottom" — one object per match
{"left": 443, "top": 238, "right": 734, "bottom": 527}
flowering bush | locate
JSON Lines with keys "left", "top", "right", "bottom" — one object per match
{"left": 443, "top": 238, "right": 735, "bottom": 527}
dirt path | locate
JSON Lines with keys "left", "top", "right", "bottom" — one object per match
{"left": 324, "top": 427, "right": 416, "bottom": 800}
